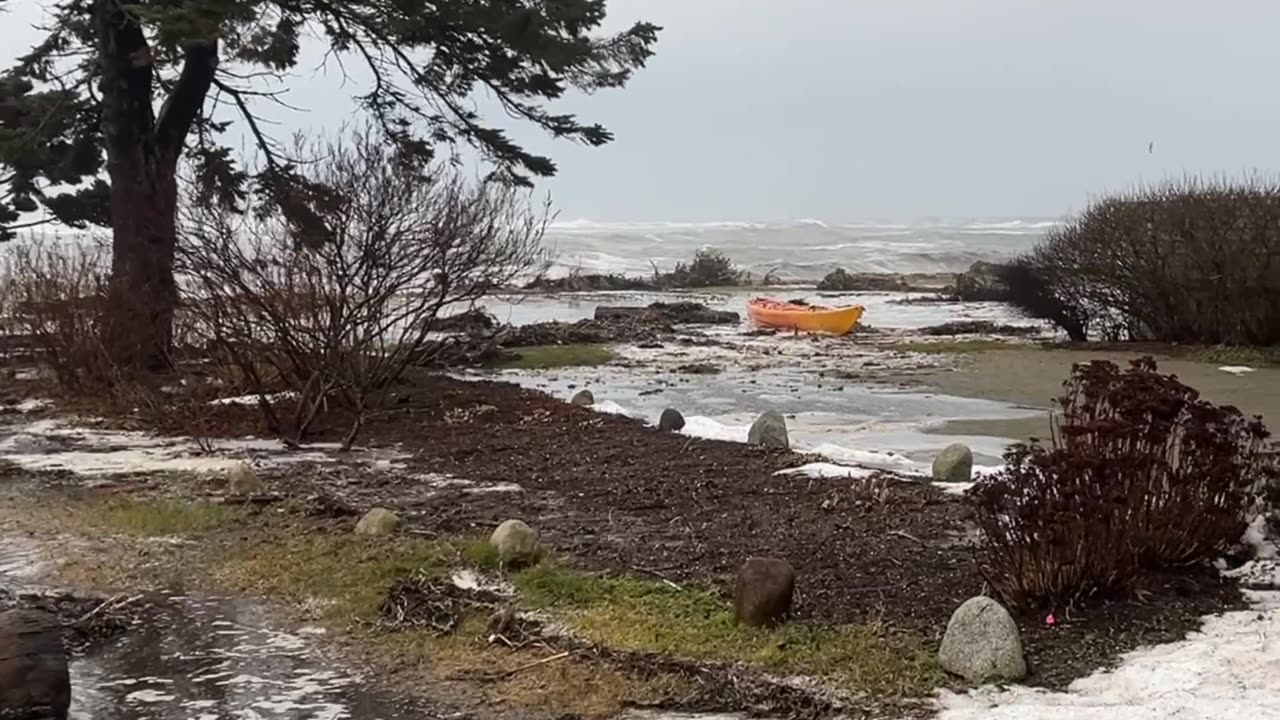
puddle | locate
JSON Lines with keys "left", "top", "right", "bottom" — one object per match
{"left": 0, "top": 535, "right": 424, "bottom": 720}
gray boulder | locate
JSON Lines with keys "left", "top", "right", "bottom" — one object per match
{"left": 0, "top": 609, "right": 70, "bottom": 719}
{"left": 734, "top": 557, "right": 796, "bottom": 628}
{"left": 939, "top": 596, "right": 1027, "bottom": 683}
{"left": 932, "top": 443, "right": 974, "bottom": 484}
{"left": 659, "top": 408, "right": 686, "bottom": 432}
{"left": 226, "top": 462, "right": 262, "bottom": 496}
{"left": 491, "top": 519, "right": 541, "bottom": 566}
{"left": 570, "top": 390, "right": 595, "bottom": 407}
{"left": 355, "top": 508, "right": 401, "bottom": 536}
{"left": 748, "top": 411, "right": 789, "bottom": 449}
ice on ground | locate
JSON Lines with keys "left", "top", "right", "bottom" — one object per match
{"left": 777, "top": 463, "right": 878, "bottom": 480}
{"left": 0, "top": 417, "right": 385, "bottom": 476}
{"left": 1220, "top": 366, "right": 1256, "bottom": 376}
{"left": 8, "top": 398, "right": 52, "bottom": 413}
{"left": 936, "top": 591, "right": 1280, "bottom": 720}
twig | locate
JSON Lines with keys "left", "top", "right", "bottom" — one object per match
{"left": 632, "top": 565, "right": 684, "bottom": 591}
{"left": 499, "top": 650, "right": 575, "bottom": 678}
{"left": 70, "top": 593, "right": 143, "bottom": 627}
{"left": 890, "top": 530, "right": 925, "bottom": 546}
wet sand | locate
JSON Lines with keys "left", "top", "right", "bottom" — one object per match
{"left": 902, "top": 348, "right": 1280, "bottom": 441}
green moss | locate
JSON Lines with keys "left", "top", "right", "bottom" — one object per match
{"left": 486, "top": 344, "right": 616, "bottom": 370}
{"left": 891, "top": 339, "right": 1019, "bottom": 354}
{"left": 93, "top": 498, "right": 246, "bottom": 536}
{"left": 511, "top": 562, "right": 942, "bottom": 697}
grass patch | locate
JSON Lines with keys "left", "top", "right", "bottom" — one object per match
{"left": 458, "top": 535, "right": 502, "bottom": 571}
{"left": 512, "top": 562, "right": 942, "bottom": 696}
{"left": 891, "top": 339, "right": 1019, "bottom": 354}
{"left": 90, "top": 498, "right": 246, "bottom": 536}
{"left": 486, "top": 344, "right": 616, "bottom": 370}
{"left": 219, "top": 529, "right": 458, "bottom": 621}
{"left": 1184, "top": 345, "right": 1280, "bottom": 367}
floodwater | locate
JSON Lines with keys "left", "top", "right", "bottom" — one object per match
{"left": 471, "top": 289, "right": 1047, "bottom": 477}
{"left": 0, "top": 537, "right": 422, "bottom": 720}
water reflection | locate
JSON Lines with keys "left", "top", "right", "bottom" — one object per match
{"left": 64, "top": 593, "right": 412, "bottom": 720}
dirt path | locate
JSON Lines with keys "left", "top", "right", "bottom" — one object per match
{"left": 900, "top": 349, "right": 1280, "bottom": 440}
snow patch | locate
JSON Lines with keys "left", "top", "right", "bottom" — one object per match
{"left": 207, "top": 392, "right": 296, "bottom": 406}
{"left": 0, "top": 417, "right": 390, "bottom": 476}
{"left": 936, "top": 594, "right": 1280, "bottom": 719}
{"left": 1220, "top": 366, "right": 1256, "bottom": 376}
{"left": 777, "top": 463, "right": 878, "bottom": 480}
{"left": 450, "top": 568, "right": 515, "bottom": 595}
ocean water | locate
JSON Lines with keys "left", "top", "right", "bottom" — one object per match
{"left": 542, "top": 218, "right": 1059, "bottom": 280}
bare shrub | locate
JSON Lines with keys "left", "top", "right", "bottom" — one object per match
{"left": 0, "top": 236, "right": 117, "bottom": 389}
{"left": 971, "top": 358, "right": 1277, "bottom": 608}
{"left": 177, "top": 129, "right": 549, "bottom": 449}
{"left": 1008, "top": 178, "right": 1280, "bottom": 344}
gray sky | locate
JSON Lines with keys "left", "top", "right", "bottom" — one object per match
{"left": 7, "top": 0, "right": 1280, "bottom": 222}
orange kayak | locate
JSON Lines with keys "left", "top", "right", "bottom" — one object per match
{"left": 747, "top": 298, "right": 864, "bottom": 336}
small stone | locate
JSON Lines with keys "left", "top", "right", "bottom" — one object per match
{"left": 491, "top": 519, "right": 540, "bottom": 566}
{"left": 355, "top": 508, "right": 400, "bottom": 536}
{"left": 659, "top": 408, "right": 686, "bottom": 432}
{"left": 748, "top": 411, "right": 789, "bottom": 449}
{"left": 226, "top": 462, "right": 262, "bottom": 496}
{"left": 734, "top": 557, "right": 796, "bottom": 627}
{"left": 0, "top": 609, "right": 70, "bottom": 716}
{"left": 932, "top": 443, "right": 974, "bottom": 484}
{"left": 570, "top": 390, "right": 595, "bottom": 407}
{"left": 938, "top": 596, "right": 1027, "bottom": 683}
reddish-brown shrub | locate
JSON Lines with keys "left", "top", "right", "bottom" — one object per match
{"left": 971, "top": 357, "right": 1277, "bottom": 608}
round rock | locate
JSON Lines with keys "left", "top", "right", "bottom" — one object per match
{"left": 932, "top": 443, "right": 974, "bottom": 484}
{"left": 733, "top": 557, "right": 796, "bottom": 628}
{"left": 490, "top": 519, "right": 540, "bottom": 566}
{"left": 659, "top": 408, "right": 686, "bottom": 432}
{"left": 570, "top": 390, "right": 595, "bottom": 407}
{"left": 0, "top": 609, "right": 70, "bottom": 717}
{"left": 747, "top": 411, "right": 789, "bottom": 449}
{"left": 355, "top": 508, "right": 401, "bottom": 536}
{"left": 938, "top": 596, "right": 1027, "bottom": 683}
{"left": 226, "top": 462, "right": 262, "bottom": 496}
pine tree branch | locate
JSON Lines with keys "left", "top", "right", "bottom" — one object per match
{"left": 155, "top": 40, "right": 218, "bottom": 159}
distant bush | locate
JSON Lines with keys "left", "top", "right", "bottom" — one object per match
{"left": 1008, "top": 179, "right": 1280, "bottom": 344}
{"left": 665, "top": 248, "right": 742, "bottom": 288}
{"left": 971, "top": 358, "right": 1277, "bottom": 608}
{"left": 1, "top": 237, "right": 116, "bottom": 389}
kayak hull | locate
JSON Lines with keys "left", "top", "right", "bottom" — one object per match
{"left": 747, "top": 299, "right": 864, "bottom": 336}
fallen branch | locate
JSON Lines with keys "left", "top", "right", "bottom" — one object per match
{"left": 70, "top": 593, "right": 143, "bottom": 627}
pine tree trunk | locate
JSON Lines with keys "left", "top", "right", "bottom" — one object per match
{"left": 104, "top": 151, "right": 178, "bottom": 371}
{"left": 94, "top": 0, "right": 216, "bottom": 372}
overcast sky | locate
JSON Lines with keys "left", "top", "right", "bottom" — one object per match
{"left": 7, "top": 0, "right": 1280, "bottom": 222}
